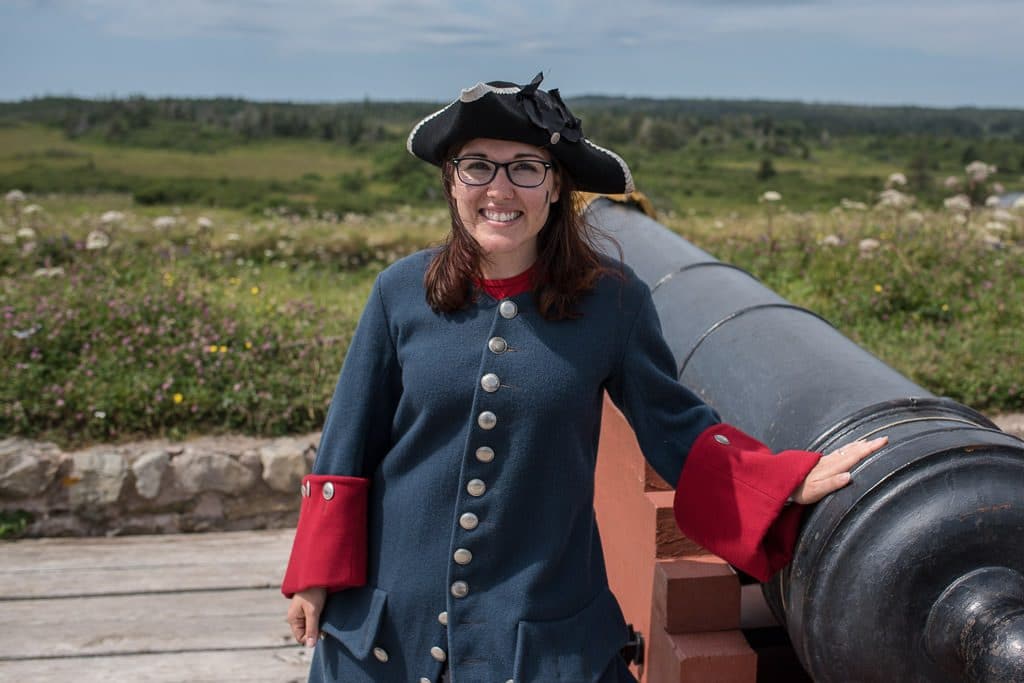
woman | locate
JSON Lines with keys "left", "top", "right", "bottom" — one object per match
{"left": 283, "top": 73, "right": 885, "bottom": 683}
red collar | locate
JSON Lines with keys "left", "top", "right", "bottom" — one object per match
{"left": 476, "top": 263, "right": 537, "bottom": 300}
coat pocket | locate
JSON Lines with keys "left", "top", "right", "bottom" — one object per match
{"left": 512, "top": 586, "right": 628, "bottom": 682}
{"left": 319, "top": 585, "right": 388, "bottom": 660}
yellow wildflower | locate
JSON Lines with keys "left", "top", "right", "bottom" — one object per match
{"left": 173, "top": 393, "right": 184, "bottom": 404}
{"left": 208, "top": 344, "right": 218, "bottom": 353}
{"left": 244, "top": 341, "right": 253, "bottom": 350}
{"left": 219, "top": 345, "right": 228, "bottom": 353}
{"left": 873, "top": 284, "right": 883, "bottom": 293}
{"left": 941, "top": 304, "right": 949, "bottom": 312}
{"left": 251, "top": 286, "right": 260, "bottom": 295}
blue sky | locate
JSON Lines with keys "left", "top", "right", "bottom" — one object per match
{"left": 2, "top": 0, "right": 1022, "bottom": 108}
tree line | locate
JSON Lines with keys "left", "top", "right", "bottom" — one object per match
{"left": 2, "top": 95, "right": 1023, "bottom": 154}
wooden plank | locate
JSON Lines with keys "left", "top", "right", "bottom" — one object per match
{"left": 0, "top": 588, "right": 295, "bottom": 659}
{"left": 0, "top": 529, "right": 295, "bottom": 598}
{"left": 0, "top": 647, "right": 312, "bottom": 683}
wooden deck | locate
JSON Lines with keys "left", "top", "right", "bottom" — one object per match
{"left": 0, "top": 529, "right": 312, "bottom": 682}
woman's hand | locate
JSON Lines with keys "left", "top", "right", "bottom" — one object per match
{"left": 790, "top": 436, "right": 889, "bottom": 505}
{"left": 286, "top": 587, "right": 327, "bottom": 647}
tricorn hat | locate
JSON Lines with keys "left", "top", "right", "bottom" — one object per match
{"left": 407, "top": 73, "right": 634, "bottom": 195}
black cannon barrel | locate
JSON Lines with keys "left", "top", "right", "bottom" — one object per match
{"left": 586, "top": 197, "right": 1024, "bottom": 683}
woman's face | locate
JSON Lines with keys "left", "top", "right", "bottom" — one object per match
{"left": 451, "top": 138, "right": 560, "bottom": 277}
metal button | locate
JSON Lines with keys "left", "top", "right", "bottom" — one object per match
{"left": 488, "top": 336, "right": 508, "bottom": 354}
{"left": 453, "top": 548, "right": 473, "bottom": 565}
{"left": 480, "top": 373, "right": 500, "bottom": 393}
{"left": 499, "top": 300, "right": 518, "bottom": 319}
{"left": 451, "top": 580, "right": 469, "bottom": 598}
{"left": 467, "top": 479, "right": 486, "bottom": 497}
{"left": 714, "top": 434, "right": 730, "bottom": 445}
{"left": 459, "top": 512, "right": 479, "bottom": 530}
{"left": 373, "top": 646, "right": 389, "bottom": 662}
{"left": 478, "top": 411, "right": 497, "bottom": 430}
{"left": 322, "top": 481, "right": 335, "bottom": 501}
{"left": 301, "top": 480, "right": 310, "bottom": 497}
{"left": 438, "top": 610, "right": 448, "bottom": 626}
{"left": 475, "top": 446, "right": 495, "bottom": 463}
{"left": 430, "top": 646, "right": 447, "bottom": 662}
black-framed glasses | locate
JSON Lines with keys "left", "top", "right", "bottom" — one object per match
{"left": 451, "top": 157, "right": 554, "bottom": 188}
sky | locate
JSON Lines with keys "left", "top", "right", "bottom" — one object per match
{"left": 2, "top": 0, "right": 1023, "bottom": 109}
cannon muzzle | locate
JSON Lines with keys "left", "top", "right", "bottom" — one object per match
{"left": 587, "top": 197, "right": 1024, "bottom": 682}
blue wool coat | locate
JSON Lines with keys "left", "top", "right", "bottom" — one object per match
{"left": 306, "top": 249, "right": 720, "bottom": 683}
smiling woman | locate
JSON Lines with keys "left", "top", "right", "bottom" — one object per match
{"left": 280, "top": 72, "right": 886, "bottom": 683}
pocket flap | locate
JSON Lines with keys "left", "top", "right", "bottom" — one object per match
{"left": 513, "top": 587, "right": 628, "bottom": 682}
{"left": 320, "top": 585, "right": 388, "bottom": 660}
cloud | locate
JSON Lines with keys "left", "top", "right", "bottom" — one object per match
{"left": 25, "top": 0, "right": 1024, "bottom": 61}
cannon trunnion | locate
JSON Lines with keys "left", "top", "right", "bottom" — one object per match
{"left": 587, "top": 198, "right": 1024, "bottom": 682}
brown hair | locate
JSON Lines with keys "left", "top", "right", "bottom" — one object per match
{"left": 424, "top": 158, "right": 618, "bottom": 320}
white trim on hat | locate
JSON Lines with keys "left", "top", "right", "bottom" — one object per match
{"left": 459, "top": 82, "right": 521, "bottom": 103}
{"left": 406, "top": 99, "right": 457, "bottom": 156}
{"left": 584, "top": 138, "right": 635, "bottom": 194}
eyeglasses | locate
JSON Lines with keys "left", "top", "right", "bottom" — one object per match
{"left": 451, "top": 157, "right": 554, "bottom": 188}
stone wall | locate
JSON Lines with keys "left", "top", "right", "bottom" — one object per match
{"left": 0, "top": 434, "right": 318, "bottom": 537}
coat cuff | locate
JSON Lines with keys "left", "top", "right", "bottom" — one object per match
{"left": 281, "top": 474, "right": 370, "bottom": 598}
{"left": 673, "top": 424, "right": 820, "bottom": 582}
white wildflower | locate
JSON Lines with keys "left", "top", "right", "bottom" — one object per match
{"left": 953, "top": 214, "right": 968, "bottom": 226}
{"left": 86, "top": 230, "right": 111, "bottom": 250}
{"left": 100, "top": 210, "right": 126, "bottom": 225}
{"left": 94, "top": 410, "right": 106, "bottom": 420}
{"left": 4, "top": 189, "right": 26, "bottom": 203}
{"left": 965, "top": 160, "right": 996, "bottom": 183}
{"left": 885, "top": 172, "right": 907, "bottom": 188}
{"left": 1013, "top": 196, "right": 1024, "bottom": 211}
{"left": 32, "top": 266, "right": 65, "bottom": 278}
{"left": 876, "top": 189, "right": 914, "bottom": 209}
{"left": 981, "top": 232, "right": 1002, "bottom": 247}
{"left": 759, "top": 190, "right": 782, "bottom": 203}
{"left": 943, "top": 176, "right": 960, "bottom": 190}
{"left": 197, "top": 216, "right": 214, "bottom": 229}
{"left": 22, "top": 204, "right": 42, "bottom": 216}
{"left": 944, "top": 195, "right": 972, "bottom": 212}
{"left": 0, "top": 233, "right": 14, "bottom": 245}
{"left": 993, "top": 209, "right": 1015, "bottom": 223}
{"left": 226, "top": 233, "right": 241, "bottom": 242}
{"left": 16, "top": 227, "right": 36, "bottom": 240}
{"left": 820, "top": 234, "right": 842, "bottom": 247}
{"left": 985, "top": 195, "right": 1000, "bottom": 208}
{"left": 840, "top": 199, "right": 868, "bottom": 211}
{"left": 985, "top": 221, "right": 1009, "bottom": 232}
{"left": 859, "top": 238, "right": 881, "bottom": 255}
{"left": 992, "top": 182, "right": 1005, "bottom": 195}
{"left": 153, "top": 216, "right": 177, "bottom": 229}
{"left": 905, "top": 211, "right": 925, "bottom": 225}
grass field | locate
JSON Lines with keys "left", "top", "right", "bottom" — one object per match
{"left": 2, "top": 113, "right": 1022, "bottom": 445}
{"left": 2, "top": 187, "right": 1021, "bottom": 448}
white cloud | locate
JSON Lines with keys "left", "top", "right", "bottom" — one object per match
{"left": 27, "top": 0, "right": 1024, "bottom": 61}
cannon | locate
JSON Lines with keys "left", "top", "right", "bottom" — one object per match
{"left": 585, "top": 197, "right": 1024, "bottom": 683}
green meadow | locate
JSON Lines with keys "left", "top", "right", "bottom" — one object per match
{"left": 1, "top": 98, "right": 1022, "bottom": 446}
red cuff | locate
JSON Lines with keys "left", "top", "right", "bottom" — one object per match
{"left": 281, "top": 475, "right": 370, "bottom": 598}
{"left": 673, "top": 424, "right": 820, "bottom": 582}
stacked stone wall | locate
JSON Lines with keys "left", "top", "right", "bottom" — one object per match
{"left": 0, "top": 434, "right": 318, "bottom": 536}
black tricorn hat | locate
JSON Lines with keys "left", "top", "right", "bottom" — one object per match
{"left": 407, "top": 73, "right": 634, "bottom": 195}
